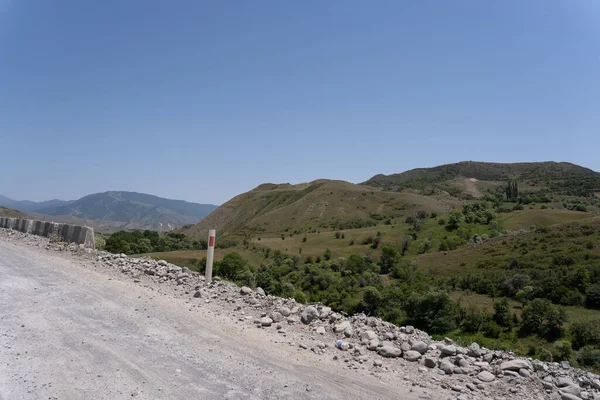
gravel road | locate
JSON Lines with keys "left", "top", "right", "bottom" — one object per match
{"left": 0, "top": 240, "right": 419, "bottom": 400}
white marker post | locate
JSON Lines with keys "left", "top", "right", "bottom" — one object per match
{"left": 205, "top": 229, "right": 216, "bottom": 284}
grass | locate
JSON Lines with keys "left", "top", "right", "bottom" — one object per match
{"left": 498, "top": 208, "right": 593, "bottom": 231}
{"left": 141, "top": 246, "right": 266, "bottom": 272}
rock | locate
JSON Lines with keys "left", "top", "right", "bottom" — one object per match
{"left": 466, "top": 383, "right": 476, "bottom": 391}
{"left": 411, "top": 341, "right": 428, "bottom": 354}
{"left": 457, "top": 358, "right": 469, "bottom": 368}
{"left": 592, "top": 380, "right": 600, "bottom": 390}
{"left": 260, "top": 317, "right": 273, "bottom": 327}
{"left": 519, "top": 368, "right": 531, "bottom": 378}
{"left": 468, "top": 342, "right": 482, "bottom": 357}
{"left": 560, "top": 393, "right": 583, "bottom": 400}
{"left": 255, "top": 287, "right": 265, "bottom": 296}
{"left": 477, "top": 371, "right": 496, "bottom": 383}
{"left": 362, "top": 330, "right": 377, "bottom": 341}
{"left": 343, "top": 325, "right": 353, "bottom": 338}
{"left": 378, "top": 346, "right": 402, "bottom": 358}
{"left": 500, "top": 359, "right": 532, "bottom": 371}
{"left": 334, "top": 321, "right": 351, "bottom": 333}
{"left": 269, "top": 312, "right": 283, "bottom": 323}
{"left": 240, "top": 286, "right": 253, "bottom": 295}
{"left": 451, "top": 385, "right": 463, "bottom": 392}
{"left": 403, "top": 350, "right": 421, "bottom": 362}
{"left": 441, "top": 345, "right": 457, "bottom": 356}
{"left": 319, "top": 306, "right": 332, "bottom": 318}
{"left": 556, "top": 377, "right": 576, "bottom": 388}
{"left": 560, "top": 385, "right": 582, "bottom": 397}
{"left": 400, "top": 342, "right": 411, "bottom": 352}
{"left": 405, "top": 325, "right": 415, "bottom": 334}
{"left": 316, "top": 326, "right": 326, "bottom": 335}
{"left": 301, "top": 306, "right": 319, "bottom": 324}
{"left": 367, "top": 339, "right": 379, "bottom": 351}
{"left": 439, "top": 359, "right": 455, "bottom": 375}
{"left": 424, "top": 357, "right": 436, "bottom": 368}
{"left": 193, "top": 291, "right": 202, "bottom": 298}
{"left": 279, "top": 307, "right": 291, "bottom": 317}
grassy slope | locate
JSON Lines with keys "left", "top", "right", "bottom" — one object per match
{"left": 0, "top": 207, "right": 28, "bottom": 218}
{"left": 142, "top": 246, "right": 266, "bottom": 272}
{"left": 181, "top": 179, "right": 458, "bottom": 240}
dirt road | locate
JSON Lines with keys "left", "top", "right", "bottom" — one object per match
{"left": 0, "top": 240, "right": 419, "bottom": 400}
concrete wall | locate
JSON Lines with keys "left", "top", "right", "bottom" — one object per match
{"left": 0, "top": 217, "right": 95, "bottom": 249}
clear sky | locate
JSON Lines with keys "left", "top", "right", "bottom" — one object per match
{"left": 1, "top": 1, "right": 599, "bottom": 205}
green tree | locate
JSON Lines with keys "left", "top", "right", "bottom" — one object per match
{"left": 380, "top": 244, "right": 400, "bottom": 274}
{"left": 520, "top": 298, "right": 567, "bottom": 340}
{"left": 405, "top": 291, "right": 460, "bottom": 334}
{"left": 216, "top": 252, "right": 248, "bottom": 280}
{"left": 493, "top": 299, "right": 512, "bottom": 328}
{"left": 323, "top": 248, "right": 332, "bottom": 261}
{"left": 400, "top": 236, "right": 411, "bottom": 256}
{"left": 446, "top": 210, "right": 462, "bottom": 231}
{"left": 569, "top": 319, "right": 600, "bottom": 349}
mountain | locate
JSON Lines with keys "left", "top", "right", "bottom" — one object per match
{"left": 364, "top": 161, "right": 600, "bottom": 198}
{"left": 37, "top": 191, "right": 218, "bottom": 227}
{"left": 180, "top": 179, "right": 456, "bottom": 239}
{"left": 0, "top": 195, "right": 72, "bottom": 212}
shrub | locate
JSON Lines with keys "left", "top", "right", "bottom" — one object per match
{"left": 553, "top": 340, "right": 573, "bottom": 362}
{"left": 520, "top": 298, "right": 567, "bottom": 340}
{"left": 405, "top": 291, "right": 460, "bottom": 334}
{"left": 570, "top": 319, "right": 600, "bottom": 349}
{"left": 536, "top": 347, "right": 553, "bottom": 362}
{"left": 323, "top": 248, "right": 332, "bottom": 261}
{"left": 576, "top": 346, "right": 600, "bottom": 367}
{"left": 430, "top": 212, "right": 438, "bottom": 218}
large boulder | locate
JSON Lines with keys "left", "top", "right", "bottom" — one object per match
{"left": 439, "top": 359, "right": 455, "bottom": 375}
{"left": 334, "top": 321, "right": 351, "bottom": 333}
{"left": 362, "top": 330, "right": 377, "bottom": 341}
{"left": 500, "top": 359, "right": 532, "bottom": 371}
{"left": 477, "top": 371, "right": 495, "bottom": 382}
{"left": 301, "top": 306, "right": 319, "bottom": 324}
{"left": 378, "top": 346, "right": 402, "bottom": 358}
{"left": 404, "top": 350, "right": 422, "bottom": 362}
{"left": 441, "top": 345, "right": 457, "bottom": 356}
{"left": 411, "top": 341, "right": 428, "bottom": 354}
{"left": 240, "top": 286, "right": 253, "bottom": 295}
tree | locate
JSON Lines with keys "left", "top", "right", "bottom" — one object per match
{"left": 493, "top": 299, "right": 512, "bottom": 328}
{"left": 323, "top": 248, "right": 332, "bottom": 261}
{"left": 380, "top": 244, "right": 400, "bottom": 274}
{"left": 420, "top": 239, "right": 431, "bottom": 254}
{"left": 520, "top": 298, "right": 567, "bottom": 340}
{"left": 569, "top": 319, "right": 600, "bottom": 349}
{"left": 216, "top": 252, "right": 248, "bottom": 280}
{"left": 361, "top": 286, "right": 382, "bottom": 314}
{"left": 400, "top": 236, "right": 411, "bottom": 256}
{"left": 506, "top": 179, "right": 519, "bottom": 201}
{"left": 585, "top": 284, "right": 600, "bottom": 309}
{"left": 446, "top": 210, "right": 462, "bottom": 231}
{"left": 405, "top": 291, "right": 460, "bottom": 334}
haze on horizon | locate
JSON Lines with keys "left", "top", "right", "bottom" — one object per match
{"left": 1, "top": 0, "right": 599, "bottom": 204}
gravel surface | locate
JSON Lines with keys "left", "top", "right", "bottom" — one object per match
{"left": 2, "top": 229, "right": 600, "bottom": 400}
{"left": 0, "top": 238, "right": 419, "bottom": 400}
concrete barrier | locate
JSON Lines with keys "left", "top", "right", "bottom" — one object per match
{"left": 0, "top": 217, "right": 95, "bottom": 249}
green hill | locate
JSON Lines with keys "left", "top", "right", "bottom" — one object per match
{"left": 180, "top": 179, "right": 456, "bottom": 239}
{"left": 0, "top": 206, "right": 28, "bottom": 218}
{"left": 364, "top": 161, "right": 600, "bottom": 198}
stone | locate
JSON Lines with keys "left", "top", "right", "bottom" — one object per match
{"left": 404, "top": 350, "right": 421, "bottom": 362}
{"left": 301, "top": 306, "right": 319, "bottom": 324}
{"left": 334, "top": 321, "right": 351, "bottom": 333}
{"left": 255, "top": 287, "right": 265, "bottom": 296}
{"left": 424, "top": 357, "right": 436, "bottom": 368}
{"left": 592, "top": 380, "right": 600, "bottom": 390}
{"left": 367, "top": 339, "right": 379, "bottom": 351}
{"left": 319, "top": 306, "right": 332, "bottom": 318}
{"left": 260, "top": 317, "right": 273, "bottom": 327}
{"left": 457, "top": 358, "right": 470, "bottom": 368}
{"left": 269, "top": 312, "right": 283, "bottom": 323}
{"left": 400, "top": 342, "right": 411, "bottom": 352}
{"left": 316, "top": 326, "right": 326, "bottom": 335}
{"left": 411, "top": 341, "right": 428, "bottom": 354}
{"left": 560, "top": 393, "right": 583, "bottom": 400}
{"left": 556, "top": 377, "right": 575, "bottom": 388}
{"left": 477, "top": 371, "right": 496, "bottom": 383}
{"left": 441, "top": 345, "right": 457, "bottom": 356}
{"left": 193, "top": 291, "right": 202, "bottom": 298}
{"left": 279, "top": 307, "right": 291, "bottom": 317}
{"left": 439, "top": 359, "right": 454, "bottom": 375}
{"left": 405, "top": 325, "right": 415, "bottom": 334}
{"left": 560, "top": 385, "right": 582, "bottom": 397}
{"left": 467, "top": 342, "right": 482, "bottom": 357}
{"left": 240, "top": 286, "right": 253, "bottom": 295}
{"left": 378, "top": 346, "right": 402, "bottom": 358}
{"left": 466, "top": 383, "right": 476, "bottom": 391}
{"left": 362, "top": 330, "right": 377, "bottom": 341}
{"left": 451, "top": 385, "right": 463, "bottom": 392}
{"left": 343, "top": 325, "right": 353, "bottom": 338}
{"left": 519, "top": 368, "right": 531, "bottom": 378}
{"left": 500, "top": 359, "right": 532, "bottom": 371}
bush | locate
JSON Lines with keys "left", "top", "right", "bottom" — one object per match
{"left": 576, "top": 346, "right": 600, "bottom": 367}
{"left": 570, "top": 319, "right": 600, "bottom": 349}
{"left": 405, "top": 291, "right": 460, "bottom": 334}
{"left": 520, "top": 298, "right": 567, "bottom": 340}
{"left": 536, "top": 347, "right": 553, "bottom": 362}
{"left": 553, "top": 340, "right": 573, "bottom": 362}
{"left": 430, "top": 212, "right": 438, "bottom": 218}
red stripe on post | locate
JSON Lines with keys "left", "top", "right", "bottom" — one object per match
{"left": 209, "top": 236, "right": 215, "bottom": 247}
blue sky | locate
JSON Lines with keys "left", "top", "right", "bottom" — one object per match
{"left": 1, "top": 1, "right": 598, "bottom": 204}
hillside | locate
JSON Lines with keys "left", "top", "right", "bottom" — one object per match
{"left": 0, "top": 206, "right": 28, "bottom": 218}
{"left": 0, "top": 195, "right": 72, "bottom": 212}
{"left": 180, "top": 179, "right": 456, "bottom": 239}
{"left": 37, "top": 191, "right": 217, "bottom": 227}
{"left": 364, "top": 161, "right": 600, "bottom": 198}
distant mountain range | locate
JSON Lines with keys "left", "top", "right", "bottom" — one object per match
{"left": 0, "top": 192, "right": 218, "bottom": 229}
